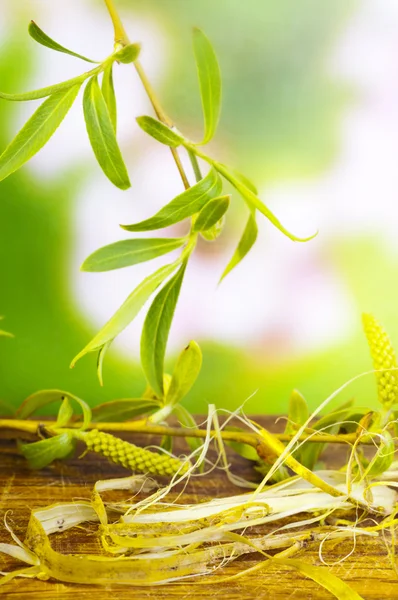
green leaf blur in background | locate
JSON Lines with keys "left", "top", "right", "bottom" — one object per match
{"left": 2, "top": 0, "right": 397, "bottom": 416}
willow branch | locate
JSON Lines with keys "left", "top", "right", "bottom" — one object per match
{"left": 103, "top": 0, "right": 190, "bottom": 190}
{"left": 0, "top": 418, "right": 382, "bottom": 447}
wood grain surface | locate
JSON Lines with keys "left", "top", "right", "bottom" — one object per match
{"left": 0, "top": 416, "right": 397, "bottom": 600}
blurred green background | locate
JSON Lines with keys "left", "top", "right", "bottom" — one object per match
{"left": 1, "top": 0, "right": 397, "bottom": 415}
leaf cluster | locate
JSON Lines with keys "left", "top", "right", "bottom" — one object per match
{"left": 0, "top": 21, "right": 317, "bottom": 389}
{"left": 0, "top": 21, "right": 140, "bottom": 189}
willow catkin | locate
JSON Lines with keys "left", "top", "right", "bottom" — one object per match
{"left": 79, "top": 430, "right": 189, "bottom": 476}
{"left": 362, "top": 313, "right": 398, "bottom": 406}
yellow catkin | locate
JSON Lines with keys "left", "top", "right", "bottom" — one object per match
{"left": 80, "top": 430, "right": 189, "bottom": 476}
{"left": 362, "top": 313, "right": 398, "bottom": 406}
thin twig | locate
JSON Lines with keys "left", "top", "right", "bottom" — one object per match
{"left": 103, "top": 0, "right": 190, "bottom": 190}
{"left": 0, "top": 418, "right": 383, "bottom": 446}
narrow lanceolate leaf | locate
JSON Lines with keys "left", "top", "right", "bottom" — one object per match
{"left": 228, "top": 168, "right": 258, "bottom": 194}
{"left": 141, "top": 263, "right": 186, "bottom": 397}
{"left": 284, "top": 389, "right": 309, "bottom": 436}
{"left": 192, "top": 28, "right": 222, "bottom": 144}
{"left": 16, "top": 389, "right": 92, "bottom": 429}
{"left": 71, "top": 262, "right": 179, "bottom": 367}
{"left": 122, "top": 168, "right": 222, "bottom": 232}
{"left": 17, "top": 389, "right": 77, "bottom": 419}
{"left": 192, "top": 195, "right": 230, "bottom": 232}
{"left": 83, "top": 76, "right": 131, "bottom": 190}
{"left": 136, "top": 116, "right": 185, "bottom": 147}
{"left": 28, "top": 21, "right": 98, "bottom": 63}
{"left": 224, "top": 426, "right": 259, "bottom": 461}
{"left": 219, "top": 209, "right": 257, "bottom": 282}
{"left": 102, "top": 65, "right": 117, "bottom": 132}
{"left": 0, "top": 85, "right": 80, "bottom": 182}
{"left": 96, "top": 341, "right": 111, "bottom": 386}
{"left": 55, "top": 398, "right": 74, "bottom": 428}
{"left": 361, "top": 431, "right": 394, "bottom": 480}
{"left": 92, "top": 398, "right": 161, "bottom": 422}
{"left": 20, "top": 433, "right": 77, "bottom": 470}
{"left": 0, "top": 69, "right": 97, "bottom": 102}
{"left": 214, "top": 162, "right": 317, "bottom": 242}
{"left": 166, "top": 341, "right": 203, "bottom": 405}
{"left": 173, "top": 405, "right": 203, "bottom": 453}
{"left": 113, "top": 43, "right": 141, "bottom": 64}
{"left": 298, "top": 404, "right": 365, "bottom": 471}
{"left": 81, "top": 237, "right": 186, "bottom": 272}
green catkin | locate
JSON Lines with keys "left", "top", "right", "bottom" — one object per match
{"left": 78, "top": 430, "right": 189, "bottom": 476}
{"left": 362, "top": 313, "right": 398, "bottom": 407}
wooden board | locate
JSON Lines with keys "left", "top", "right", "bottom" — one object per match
{"left": 1, "top": 416, "right": 397, "bottom": 599}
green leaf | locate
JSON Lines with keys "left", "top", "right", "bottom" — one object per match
{"left": 219, "top": 209, "right": 257, "bottom": 282}
{"left": 192, "top": 194, "right": 230, "bottom": 233}
{"left": 20, "top": 433, "right": 76, "bottom": 470}
{"left": 361, "top": 431, "right": 394, "bottom": 480}
{"left": 71, "top": 261, "right": 179, "bottom": 367}
{"left": 113, "top": 43, "right": 141, "bottom": 64}
{"left": 298, "top": 405, "right": 368, "bottom": 470}
{"left": 285, "top": 389, "right": 309, "bottom": 436}
{"left": 192, "top": 28, "right": 222, "bottom": 144}
{"left": 136, "top": 116, "right": 185, "bottom": 147}
{"left": 173, "top": 404, "right": 203, "bottom": 455}
{"left": 102, "top": 65, "right": 117, "bottom": 133}
{"left": 160, "top": 435, "right": 173, "bottom": 453}
{"left": 0, "top": 85, "right": 80, "bottom": 182}
{"left": 224, "top": 426, "right": 258, "bottom": 461}
{"left": 96, "top": 341, "right": 111, "bottom": 386}
{"left": 200, "top": 216, "right": 226, "bottom": 241}
{"left": 83, "top": 76, "right": 131, "bottom": 190}
{"left": 16, "top": 389, "right": 91, "bottom": 430}
{"left": 166, "top": 341, "right": 202, "bottom": 406}
{"left": 28, "top": 20, "right": 98, "bottom": 63}
{"left": 141, "top": 263, "right": 186, "bottom": 397}
{"left": 55, "top": 398, "right": 74, "bottom": 428}
{"left": 255, "top": 461, "right": 290, "bottom": 483}
{"left": 72, "top": 398, "right": 92, "bottom": 430}
{"left": 121, "top": 168, "right": 222, "bottom": 232}
{"left": 17, "top": 389, "right": 70, "bottom": 418}
{"left": 228, "top": 168, "right": 258, "bottom": 194}
{"left": 92, "top": 398, "right": 161, "bottom": 422}
{"left": 81, "top": 237, "right": 186, "bottom": 272}
{"left": 214, "top": 162, "right": 317, "bottom": 242}
{"left": 0, "top": 69, "right": 98, "bottom": 102}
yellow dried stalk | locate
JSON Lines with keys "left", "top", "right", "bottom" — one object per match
{"left": 1, "top": 464, "right": 396, "bottom": 596}
{"left": 77, "top": 429, "right": 190, "bottom": 476}
{"left": 0, "top": 509, "right": 372, "bottom": 591}
{"left": 1, "top": 403, "right": 397, "bottom": 595}
{"left": 362, "top": 313, "right": 398, "bottom": 407}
